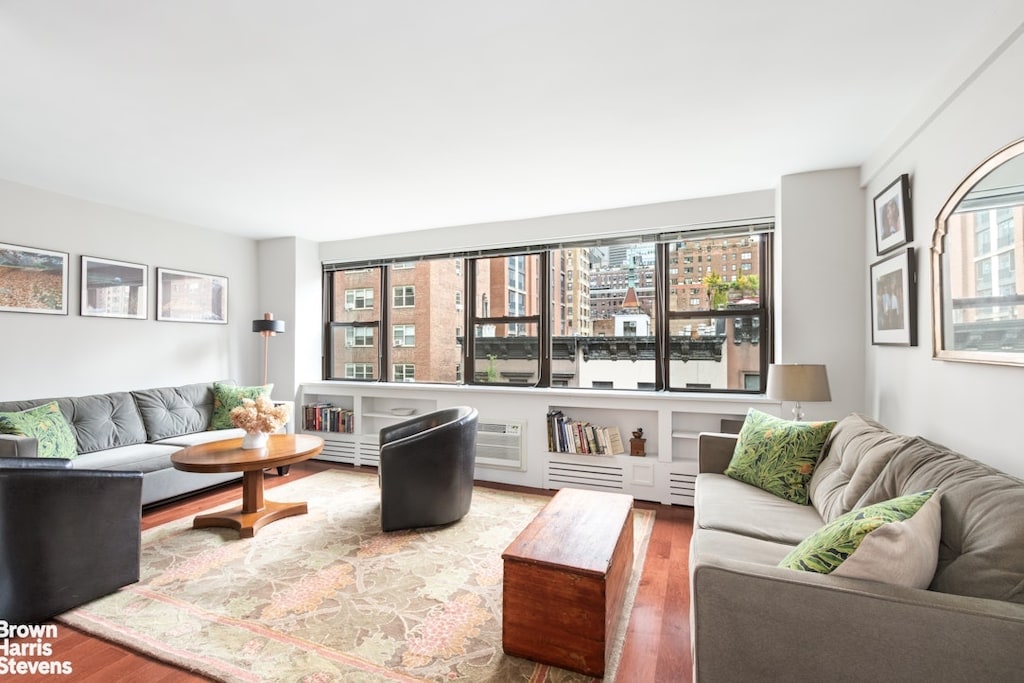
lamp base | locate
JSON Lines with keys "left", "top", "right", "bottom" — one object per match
{"left": 791, "top": 402, "right": 805, "bottom": 421}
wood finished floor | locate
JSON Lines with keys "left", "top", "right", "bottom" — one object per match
{"left": 13, "top": 460, "right": 694, "bottom": 682}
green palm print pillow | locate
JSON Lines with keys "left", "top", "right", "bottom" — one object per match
{"left": 725, "top": 408, "right": 836, "bottom": 504}
{"left": 210, "top": 382, "right": 273, "bottom": 430}
{"left": 0, "top": 401, "right": 78, "bottom": 459}
{"left": 779, "top": 489, "right": 940, "bottom": 587}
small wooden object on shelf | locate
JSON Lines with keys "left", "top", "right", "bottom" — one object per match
{"left": 629, "top": 427, "right": 646, "bottom": 457}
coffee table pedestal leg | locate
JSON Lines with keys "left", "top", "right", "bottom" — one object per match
{"left": 192, "top": 469, "right": 308, "bottom": 538}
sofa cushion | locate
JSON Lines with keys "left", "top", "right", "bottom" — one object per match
{"left": 809, "top": 413, "right": 913, "bottom": 522}
{"left": 725, "top": 408, "right": 836, "bottom": 505}
{"left": 210, "top": 382, "right": 272, "bottom": 430}
{"left": 695, "top": 473, "right": 826, "bottom": 545}
{"left": 133, "top": 382, "right": 215, "bottom": 441}
{"left": 0, "top": 402, "right": 78, "bottom": 459}
{"left": 64, "top": 392, "right": 150, "bottom": 453}
{"left": 156, "top": 427, "right": 245, "bottom": 447}
{"left": 0, "top": 392, "right": 147, "bottom": 454}
{"left": 71, "top": 443, "right": 181, "bottom": 474}
{"left": 779, "top": 489, "right": 940, "bottom": 589}
{"left": 691, "top": 528, "right": 796, "bottom": 566}
{"left": 855, "top": 438, "right": 1024, "bottom": 604}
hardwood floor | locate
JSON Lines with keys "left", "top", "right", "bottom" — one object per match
{"left": 12, "top": 460, "right": 693, "bottom": 682}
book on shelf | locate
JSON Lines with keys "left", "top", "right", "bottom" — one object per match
{"left": 302, "top": 402, "right": 354, "bottom": 433}
{"left": 604, "top": 427, "right": 625, "bottom": 455}
{"left": 546, "top": 409, "right": 623, "bottom": 456}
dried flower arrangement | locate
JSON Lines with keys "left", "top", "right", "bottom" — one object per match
{"left": 230, "top": 395, "right": 290, "bottom": 434}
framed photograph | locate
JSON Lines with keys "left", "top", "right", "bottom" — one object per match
{"left": 0, "top": 242, "right": 69, "bottom": 315}
{"left": 156, "top": 267, "right": 228, "bottom": 324}
{"left": 873, "top": 173, "right": 913, "bottom": 254}
{"left": 871, "top": 247, "right": 917, "bottom": 346}
{"left": 81, "top": 256, "right": 148, "bottom": 319}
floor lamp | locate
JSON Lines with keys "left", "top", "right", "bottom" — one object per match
{"left": 252, "top": 312, "right": 286, "bottom": 386}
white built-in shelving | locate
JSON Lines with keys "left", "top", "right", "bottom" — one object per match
{"left": 298, "top": 381, "right": 776, "bottom": 506}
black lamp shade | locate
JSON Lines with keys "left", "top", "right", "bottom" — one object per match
{"left": 253, "top": 319, "right": 286, "bottom": 334}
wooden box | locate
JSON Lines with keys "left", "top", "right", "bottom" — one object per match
{"left": 502, "top": 487, "right": 634, "bottom": 677}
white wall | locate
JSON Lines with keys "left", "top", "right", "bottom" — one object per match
{"left": 319, "top": 191, "right": 775, "bottom": 262}
{"left": 257, "top": 237, "right": 323, "bottom": 402}
{"left": 862, "top": 13, "right": 1024, "bottom": 477}
{"left": 0, "top": 179, "right": 261, "bottom": 400}
{"left": 776, "top": 168, "right": 866, "bottom": 421}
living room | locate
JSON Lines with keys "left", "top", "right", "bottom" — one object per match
{"left": 2, "top": 2, "right": 1024, "bottom": 681}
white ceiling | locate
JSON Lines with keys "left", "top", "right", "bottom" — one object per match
{"left": 0, "top": 2, "right": 1016, "bottom": 243}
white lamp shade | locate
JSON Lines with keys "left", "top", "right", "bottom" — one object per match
{"left": 766, "top": 364, "right": 831, "bottom": 402}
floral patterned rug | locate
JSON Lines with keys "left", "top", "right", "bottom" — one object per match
{"left": 60, "top": 469, "right": 654, "bottom": 682}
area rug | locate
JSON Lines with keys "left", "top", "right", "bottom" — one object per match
{"left": 60, "top": 469, "right": 654, "bottom": 682}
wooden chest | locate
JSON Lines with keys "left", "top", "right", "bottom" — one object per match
{"left": 501, "top": 487, "right": 634, "bottom": 677}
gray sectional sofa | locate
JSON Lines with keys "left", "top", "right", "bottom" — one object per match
{"left": 691, "top": 413, "right": 1024, "bottom": 682}
{"left": 0, "top": 382, "right": 245, "bottom": 506}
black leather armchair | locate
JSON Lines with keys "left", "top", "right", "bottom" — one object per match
{"left": 379, "top": 406, "right": 478, "bottom": 532}
{"left": 0, "top": 457, "right": 143, "bottom": 623}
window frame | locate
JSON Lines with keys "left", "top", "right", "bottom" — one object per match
{"left": 392, "top": 285, "right": 415, "bottom": 308}
{"left": 323, "top": 224, "right": 773, "bottom": 393}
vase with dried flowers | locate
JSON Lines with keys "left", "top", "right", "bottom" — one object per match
{"left": 230, "top": 396, "right": 291, "bottom": 449}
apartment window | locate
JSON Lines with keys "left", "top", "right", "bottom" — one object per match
{"left": 469, "top": 253, "right": 541, "bottom": 384}
{"left": 666, "top": 233, "right": 770, "bottom": 392}
{"left": 324, "top": 221, "right": 773, "bottom": 393}
{"left": 345, "top": 363, "right": 374, "bottom": 379}
{"left": 326, "top": 258, "right": 464, "bottom": 383}
{"left": 328, "top": 268, "right": 382, "bottom": 380}
{"left": 345, "top": 288, "right": 374, "bottom": 310}
{"left": 393, "top": 285, "right": 415, "bottom": 308}
{"left": 393, "top": 324, "right": 415, "bottom": 347}
{"left": 345, "top": 327, "right": 374, "bottom": 347}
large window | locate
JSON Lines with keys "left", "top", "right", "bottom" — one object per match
{"left": 468, "top": 253, "right": 542, "bottom": 384}
{"left": 324, "top": 224, "right": 773, "bottom": 392}
{"left": 328, "top": 268, "right": 382, "bottom": 380}
{"left": 324, "top": 259, "right": 463, "bottom": 383}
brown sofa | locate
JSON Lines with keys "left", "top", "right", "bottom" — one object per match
{"left": 690, "top": 413, "right": 1024, "bottom": 682}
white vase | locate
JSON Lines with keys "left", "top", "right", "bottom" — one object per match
{"left": 242, "top": 431, "right": 269, "bottom": 449}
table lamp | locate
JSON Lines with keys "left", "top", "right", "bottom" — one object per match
{"left": 766, "top": 363, "right": 831, "bottom": 421}
{"left": 252, "top": 312, "right": 286, "bottom": 386}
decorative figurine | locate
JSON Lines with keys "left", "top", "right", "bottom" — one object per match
{"left": 629, "top": 427, "right": 646, "bottom": 457}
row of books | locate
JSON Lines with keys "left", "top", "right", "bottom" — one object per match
{"left": 546, "top": 409, "right": 625, "bottom": 455}
{"left": 302, "top": 403, "right": 355, "bottom": 433}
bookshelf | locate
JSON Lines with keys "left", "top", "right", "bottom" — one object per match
{"left": 299, "top": 381, "right": 773, "bottom": 506}
{"left": 298, "top": 387, "right": 437, "bottom": 467}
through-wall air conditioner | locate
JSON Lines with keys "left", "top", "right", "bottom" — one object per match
{"left": 476, "top": 420, "right": 525, "bottom": 471}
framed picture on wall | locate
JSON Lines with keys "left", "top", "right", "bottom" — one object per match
{"left": 870, "top": 247, "right": 917, "bottom": 346}
{"left": 873, "top": 174, "right": 913, "bottom": 255}
{"left": 81, "top": 256, "right": 148, "bottom": 319}
{"left": 0, "top": 242, "right": 69, "bottom": 315}
{"left": 156, "top": 267, "right": 228, "bottom": 324}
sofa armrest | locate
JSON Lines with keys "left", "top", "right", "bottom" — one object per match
{"left": 0, "top": 433, "right": 39, "bottom": 459}
{"left": 692, "top": 554, "right": 1024, "bottom": 682}
{"left": 698, "top": 432, "right": 737, "bottom": 474}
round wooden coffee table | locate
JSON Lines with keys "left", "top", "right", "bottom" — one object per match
{"left": 171, "top": 433, "right": 324, "bottom": 538}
